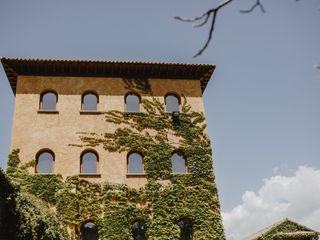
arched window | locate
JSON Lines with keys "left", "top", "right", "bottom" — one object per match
{"left": 81, "top": 221, "right": 98, "bottom": 240}
{"left": 127, "top": 152, "right": 143, "bottom": 174}
{"left": 177, "top": 219, "right": 192, "bottom": 240}
{"left": 125, "top": 93, "right": 140, "bottom": 112}
{"left": 81, "top": 151, "right": 98, "bottom": 174}
{"left": 132, "top": 221, "right": 147, "bottom": 240}
{"left": 165, "top": 94, "right": 180, "bottom": 112}
{"left": 82, "top": 92, "right": 98, "bottom": 111}
{"left": 36, "top": 150, "right": 54, "bottom": 173}
{"left": 40, "top": 91, "right": 57, "bottom": 110}
{"left": 172, "top": 152, "right": 187, "bottom": 174}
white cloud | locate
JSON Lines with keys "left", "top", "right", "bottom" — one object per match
{"left": 222, "top": 166, "right": 320, "bottom": 240}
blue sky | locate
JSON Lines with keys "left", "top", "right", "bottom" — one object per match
{"left": 0, "top": 0, "right": 319, "bottom": 238}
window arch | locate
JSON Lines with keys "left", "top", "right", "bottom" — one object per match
{"left": 81, "top": 151, "right": 98, "bottom": 174}
{"left": 127, "top": 152, "right": 143, "bottom": 174}
{"left": 36, "top": 150, "right": 54, "bottom": 173}
{"left": 125, "top": 93, "right": 140, "bottom": 112}
{"left": 82, "top": 92, "right": 98, "bottom": 111}
{"left": 131, "top": 221, "right": 147, "bottom": 240}
{"left": 80, "top": 221, "right": 98, "bottom": 240}
{"left": 172, "top": 152, "right": 187, "bottom": 174}
{"left": 40, "top": 91, "right": 57, "bottom": 110}
{"left": 165, "top": 94, "right": 180, "bottom": 112}
{"left": 177, "top": 218, "right": 193, "bottom": 240}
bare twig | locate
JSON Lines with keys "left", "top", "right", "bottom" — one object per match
{"left": 315, "top": 64, "right": 320, "bottom": 80}
{"left": 240, "top": 0, "right": 266, "bottom": 14}
{"left": 174, "top": 0, "right": 234, "bottom": 57}
{"left": 193, "top": 11, "right": 218, "bottom": 58}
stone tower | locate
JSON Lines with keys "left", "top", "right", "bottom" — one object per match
{"left": 1, "top": 57, "right": 225, "bottom": 240}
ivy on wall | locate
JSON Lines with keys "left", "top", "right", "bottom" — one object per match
{"left": 1, "top": 164, "right": 66, "bottom": 240}
{"left": 3, "top": 97, "right": 226, "bottom": 239}
{"left": 74, "top": 97, "right": 225, "bottom": 240}
{"left": 254, "top": 219, "right": 319, "bottom": 240}
{"left": 56, "top": 176, "right": 102, "bottom": 225}
{"left": 274, "top": 232, "right": 318, "bottom": 240}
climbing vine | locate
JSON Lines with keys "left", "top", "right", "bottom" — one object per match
{"left": 3, "top": 97, "right": 226, "bottom": 239}
{"left": 74, "top": 96, "right": 225, "bottom": 240}
{"left": 1, "top": 166, "right": 67, "bottom": 240}
{"left": 256, "top": 219, "right": 319, "bottom": 240}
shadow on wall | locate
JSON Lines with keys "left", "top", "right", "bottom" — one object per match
{"left": 122, "top": 77, "right": 152, "bottom": 94}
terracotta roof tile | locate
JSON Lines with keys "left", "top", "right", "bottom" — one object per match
{"left": 0, "top": 57, "right": 215, "bottom": 94}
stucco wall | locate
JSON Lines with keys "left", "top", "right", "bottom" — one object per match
{"left": 11, "top": 76, "right": 207, "bottom": 188}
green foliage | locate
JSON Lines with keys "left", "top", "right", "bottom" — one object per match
{"left": 6, "top": 151, "right": 64, "bottom": 204}
{"left": 5, "top": 97, "right": 227, "bottom": 239}
{"left": 13, "top": 192, "right": 67, "bottom": 240}
{"left": 76, "top": 97, "right": 225, "bottom": 239}
{"left": 147, "top": 180, "right": 224, "bottom": 240}
{"left": 275, "top": 232, "right": 318, "bottom": 240}
{"left": 99, "top": 183, "right": 149, "bottom": 239}
{"left": 1, "top": 168, "right": 66, "bottom": 240}
{"left": 24, "top": 174, "right": 64, "bottom": 204}
{"left": 6, "top": 149, "right": 21, "bottom": 176}
{"left": 56, "top": 176, "right": 102, "bottom": 224}
{"left": 257, "top": 219, "right": 319, "bottom": 240}
{"left": 0, "top": 168, "right": 19, "bottom": 239}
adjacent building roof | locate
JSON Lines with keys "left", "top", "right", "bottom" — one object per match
{"left": 245, "top": 218, "right": 319, "bottom": 240}
{"left": 0, "top": 57, "right": 215, "bottom": 94}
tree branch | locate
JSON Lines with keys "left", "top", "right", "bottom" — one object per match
{"left": 240, "top": 0, "right": 266, "bottom": 14}
{"left": 174, "top": 0, "right": 234, "bottom": 57}
{"left": 315, "top": 64, "right": 320, "bottom": 80}
{"left": 193, "top": 11, "right": 218, "bottom": 58}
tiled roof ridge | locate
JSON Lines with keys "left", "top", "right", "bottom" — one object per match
{"left": 0, "top": 56, "right": 215, "bottom": 67}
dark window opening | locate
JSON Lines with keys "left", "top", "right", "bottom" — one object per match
{"left": 82, "top": 93, "right": 98, "bottom": 111}
{"left": 132, "top": 221, "right": 147, "bottom": 240}
{"left": 165, "top": 94, "right": 179, "bottom": 112}
{"left": 125, "top": 93, "right": 140, "bottom": 112}
{"left": 36, "top": 151, "right": 54, "bottom": 173}
{"left": 128, "top": 152, "right": 143, "bottom": 174}
{"left": 81, "top": 221, "right": 98, "bottom": 240}
{"left": 172, "top": 152, "right": 187, "bottom": 174}
{"left": 41, "top": 92, "right": 57, "bottom": 110}
{"left": 81, "top": 151, "right": 98, "bottom": 174}
{"left": 177, "top": 219, "right": 192, "bottom": 240}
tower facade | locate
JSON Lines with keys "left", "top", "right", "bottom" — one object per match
{"left": 1, "top": 57, "right": 225, "bottom": 240}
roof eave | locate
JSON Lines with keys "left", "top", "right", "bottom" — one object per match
{"left": 0, "top": 57, "right": 215, "bottom": 95}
